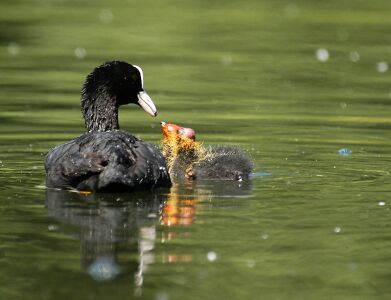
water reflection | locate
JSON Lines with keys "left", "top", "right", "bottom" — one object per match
{"left": 45, "top": 180, "right": 252, "bottom": 294}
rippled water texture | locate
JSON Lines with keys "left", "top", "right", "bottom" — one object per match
{"left": 1, "top": 1, "right": 391, "bottom": 299}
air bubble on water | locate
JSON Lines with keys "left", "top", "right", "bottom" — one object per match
{"left": 334, "top": 226, "right": 341, "bottom": 233}
{"left": 284, "top": 3, "right": 300, "bottom": 18}
{"left": 316, "top": 48, "right": 329, "bottom": 62}
{"left": 347, "top": 261, "right": 358, "bottom": 271}
{"left": 221, "top": 55, "right": 233, "bottom": 66}
{"left": 246, "top": 260, "right": 256, "bottom": 268}
{"left": 8, "top": 43, "right": 20, "bottom": 56}
{"left": 74, "top": 47, "right": 87, "bottom": 59}
{"left": 338, "top": 148, "right": 352, "bottom": 156}
{"left": 376, "top": 61, "right": 388, "bottom": 73}
{"left": 99, "top": 9, "right": 114, "bottom": 24}
{"left": 155, "top": 292, "right": 169, "bottom": 300}
{"left": 48, "top": 224, "right": 58, "bottom": 231}
{"left": 349, "top": 51, "right": 360, "bottom": 62}
{"left": 340, "top": 102, "right": 347, "bottom": 109}
{"left": 88, "top": 257, "right": 120, "bottom": 281}
{"left": 207, "top": 251, "right": 217, "bottom": 262}
{"left": 378, "top": 201, "right": 386, "bottom": 206}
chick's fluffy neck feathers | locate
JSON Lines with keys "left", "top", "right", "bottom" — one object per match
{"left": 161, "top": 134, "right": 205, "bottom": 171}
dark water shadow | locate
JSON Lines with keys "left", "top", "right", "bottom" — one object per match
{"left": 45, "top": 189, "right": 167, "bottom": 283}
{"left": 45, "top": 180, "right": 253, "bottom": 295}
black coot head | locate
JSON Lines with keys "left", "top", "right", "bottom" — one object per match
{"left": 82, "top": 60, "right": 157, "bottom": 117}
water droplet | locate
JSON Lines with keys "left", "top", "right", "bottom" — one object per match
{"left": 99, "top": 9, "right": 114, "bottom": 24}
{"left": 48, "top": 224, "right": 58, "bottom": 231}
{"left": 8, "top": 43, "right": 20, "bottom": 56}
{"left": 88, "top": 257, "right": 120, "bottom": 281}
{"left": 74, "top": 47, "right": 87, "bottom": 59}
{"left": 378, "top": 201, "right": 386, "bottom": 206}
{"left": 155, "top": 292, "right": 169, "bottom": 300}
{"left": 284, "top": 3, "right": 300, "bottom": 18}
{"left": 334, "top": 226, "right": 342, "bottom": 233}
{"left": 221, "top": 55, "right": 233, "bottom": 66}
{"left": 261, "top": 234, "right": 269, "bottom": 240}
{"left": 376, "top": 61, "right": 388, "bottom": 73}
{"left": 340, "top": 102, "right": 347, "bottom": 109}
{"left": 246, "top": 260, "right": 256, "bottom": 268}
{"left": 347, "top": 261, "right": 358, "bottom": 271}
{"left": 207, "top": 251, "right": 217, "bottom": 262}
{"left": 316, "top": 48, "right": 329, "bottom": 62}
{"left": 338, "top": 148, "right": 352, "bottom": 156}
{"left": 349, "top": 51, "right": 360, "bottom": 62}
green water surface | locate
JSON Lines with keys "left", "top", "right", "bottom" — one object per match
{"left": 1, "top": 0, "right": 391, "bottom": 299}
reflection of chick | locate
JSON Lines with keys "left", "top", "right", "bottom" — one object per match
{"left": 160, "top": 184, "right": 197, "bottom": 227}
{"left": 160, "top": 122, "right": 253, "bottom": 181}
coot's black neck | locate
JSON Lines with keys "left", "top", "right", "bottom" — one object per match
{"left": 81, "top": 88, "right": 120, "bottom": 132}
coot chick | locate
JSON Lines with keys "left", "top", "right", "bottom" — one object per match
{"left": 160, "top": 122, "right": 253, "bottom": 181}
{"left": 45, "top": 61, "right": 171, "bottom": 192}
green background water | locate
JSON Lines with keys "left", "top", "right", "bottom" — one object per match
{"left": 1, "top": 0, "right": 391, "bottom": 299}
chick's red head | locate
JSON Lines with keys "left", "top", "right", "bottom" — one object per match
{"left": 161, "top": 122, "right": 196, "bottom": 140}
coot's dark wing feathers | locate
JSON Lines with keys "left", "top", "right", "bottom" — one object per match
{"left": 45, "top": 131, "right": 170, "bottom": 191}
{"left": 44, "top": 137, "right": 104, "bottom": 189}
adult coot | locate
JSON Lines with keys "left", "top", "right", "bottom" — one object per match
{"left": 160, "top": 122, "right": 253, "bottom": 181}
{"left": 45, "top": 61, "right": 171, "bottom": 192}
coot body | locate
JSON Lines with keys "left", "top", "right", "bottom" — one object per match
{"left": 45, "top": 131, "right": 170, "bottom": 191}
{"left": 45, "top": 61, "right": 171, "bottom": 192}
